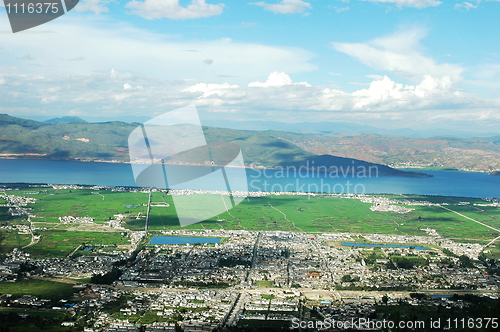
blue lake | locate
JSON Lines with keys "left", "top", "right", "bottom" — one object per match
{"left": 341, "top": 242, "right": 429, "bottom": 250}
{"left": 149, "top": 236, "right": 222, "bottom": 245}
{"left": 0, "top": 159, "right": 499, "bottom": 198}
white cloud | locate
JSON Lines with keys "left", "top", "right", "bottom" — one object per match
{"left": 350, "top": 75, "right": 454, "bottom": 109}
{"left": 475, "top": 63, "right": 500, "bottom": 79}
{"left": 2, "top": 71, "right": 499, "bottom": 131}
{"left": 124, "top": 83, "right": 133, "bottom": 89}
{"left": 250, "top": 0, "right": 311, "bottom": 14}
{"left": 75, "top": 0, "right": 111, "bottom": 14}
{"left": 126, "top": 0, "right": 224, "bottom": 20}
{"left": 455, "top": 2, "right": 478, "bottom": 10}
{"left": 333, "top": 29, "right": 463, "bottom": 83}
{"left": 0, "top": 16, "right": 316, "bottom": 82}
{"left": 366, "top": 74, "right": 385, "bottom": 80}
{"left": 241, "top": 21, "right": 257, "bottom": 27}
{"left": 361, "top": 0, "right": 442, "bottom": 8}
{"left": 183, "top": 82, "right": 239, "bottom": 97}
{"left": 336, "top": 6, "right": 350, "bottom": 12}
{"left": 248, "top": 72, "right": 311, "bottom": 87}
{"left": 464, "top": 62, "right": 500, "bottom": 93}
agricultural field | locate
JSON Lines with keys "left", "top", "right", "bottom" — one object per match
{"left": 2, "top": 185, "right": 500, "bottom": 256}
{"left": 7, "top": 187, "right": 148, "bottom": 223}
{"left": 23, "top": 230, "right": 130, "bottom": 258}
{"left": 0, "top": 206, "right": 19, "bottom": 225}
{"left": 0, "top": 310, "right": 74, "bottom": 332}
{"left": 146, "top": 194, "right": 500, "bottom": 241}
{"left": 0, "top": 230, "right": 31, "bottom": 254}
{"left": 0, "top": 279, "right": 76, "bottom": 300}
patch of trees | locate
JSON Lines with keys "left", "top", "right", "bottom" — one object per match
{"left": 341, "top": 275, "right": 360, "bottom": 283}
{"left": 0, "top": 312, "right": 73, "bottom": 331}
{"left": 90, "top": 267, "right": 122, "bottom": 285}
{"left": 458, "top": 255, "right": 475, "bottom": 269}
{"left": 218, "top": 258, "right": 251, "bottom": 268}
{"left": 173, "top": 281, "right": 230, "bottom": 288}
{"left": 391, "top": 256, "right": 427, "bottom": 269}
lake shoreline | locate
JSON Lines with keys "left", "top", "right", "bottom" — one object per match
{"left": 0, "top": 159, "right": 498, "bottom": 199}
{"left": 2, "top": 156, "right": 497, "bottom": 175}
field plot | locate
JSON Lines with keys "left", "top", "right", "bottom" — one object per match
{"left": 142, "top": 195, "right": 500, "bottom": 240}
{"left": 23, "top": 230, "right": 129, "bottom": 258}
{"left": 145, "top": 194, "right": 182, "bottom": 231}
{"left": 0, "top": 206, "right": 17, "bottom": 225}
{"left": 10, "top": 188, "right": 148, "bottom": 223}
{"left": 0, "top": 310, "right": 72, "bottom": 332}
{"left": 0, "top": 279, "right": 76, "bottom": 300}
{"left": 3, "top": 185, "right": 499, "bottom": 247}
{"left": 0, "top": 230, "right": 31, "bottom": 254}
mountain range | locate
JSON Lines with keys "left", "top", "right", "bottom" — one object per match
{"left": 2, "top": 114, "right": 499, "bottom": 174}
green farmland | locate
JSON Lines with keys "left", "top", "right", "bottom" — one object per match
{"left": 9, "top": 188, "right": 148, "bottom": 223}
{"left": 147, "top": 194, "right": 500, "bottom": 240}
{"left": 0, "top": 279, "right": 76, "bottom": 300}
{"left": 2, "top": 186, "right": 500, "bottom": 258}
{"left": 23, "top": 230, "right": 130, "bottom": 258}
{"left": 0, "top": 230, "right": 31, "bottom": 254}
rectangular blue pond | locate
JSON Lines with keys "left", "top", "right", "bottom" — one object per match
{"left": 430, "top": 295, "right": 453, "bottom": 299}
{"left": 341, "top": 242, "right": 429, "bottom": 250}
{"left": 149, "top": 236, "right": 222, "bottom": 245}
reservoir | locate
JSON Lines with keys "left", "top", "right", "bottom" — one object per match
{"left": 149, "top": 236, "right": 222, "bottom": 245}
{"left": 341, "top": 242, "right": 429, "bottom": 250}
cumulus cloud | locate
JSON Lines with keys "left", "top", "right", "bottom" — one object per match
{"left": 333, "top": 29, "right": 463, "bottom": 83}
{"left": 75, "top": 0, "right": 111, "bottom": 14}
{"left": 0, "top": 70, "right": 472, "bottom": 113}
{"left": 248, "top": 72, "right": 311, "bottom": 87}
{"left": 250, "top": 0, "right": 311, "bottom": 14}
{"left": 361, "top": 0, "right": 442, "bottom": 8}
{"left": 350, "top": 75, "right": 454, "bottom": 109}
{"left": 126, "top": 0, "right": 224, "bottom": 20}
{"left": 1, "top": 71, "right": 499, "bottom": 131}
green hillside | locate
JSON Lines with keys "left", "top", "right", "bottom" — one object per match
{"left": 0, "top": 114, "right": 425, "bottom": 177}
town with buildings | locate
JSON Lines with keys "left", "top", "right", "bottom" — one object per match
{"left": 1, "top": 186, "right": 499, "bottom": 331}
{"left": 1, "top": 226, "right": 499, "bottom": 331}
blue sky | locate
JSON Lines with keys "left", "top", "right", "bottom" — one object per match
{"left": 1, "top": 0, "right": 500, "bottom": 134}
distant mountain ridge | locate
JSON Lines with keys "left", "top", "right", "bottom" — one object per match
{"left": 268, "top": 131, "right": 500, "bottom": 173}
{"left": 0, "top": 114, "right": 429, "bottom": 177}
{"left": 44, "top": 116, "right": 87, "bottom": 124}
{"left": 19, "top": 115, "right": 500, "bottom": 138}
{"left": 201, "top": 119, "right": 500, "bottom": 139}
{"left": 2, "top": 113, "right": 499, "bottom": 173}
